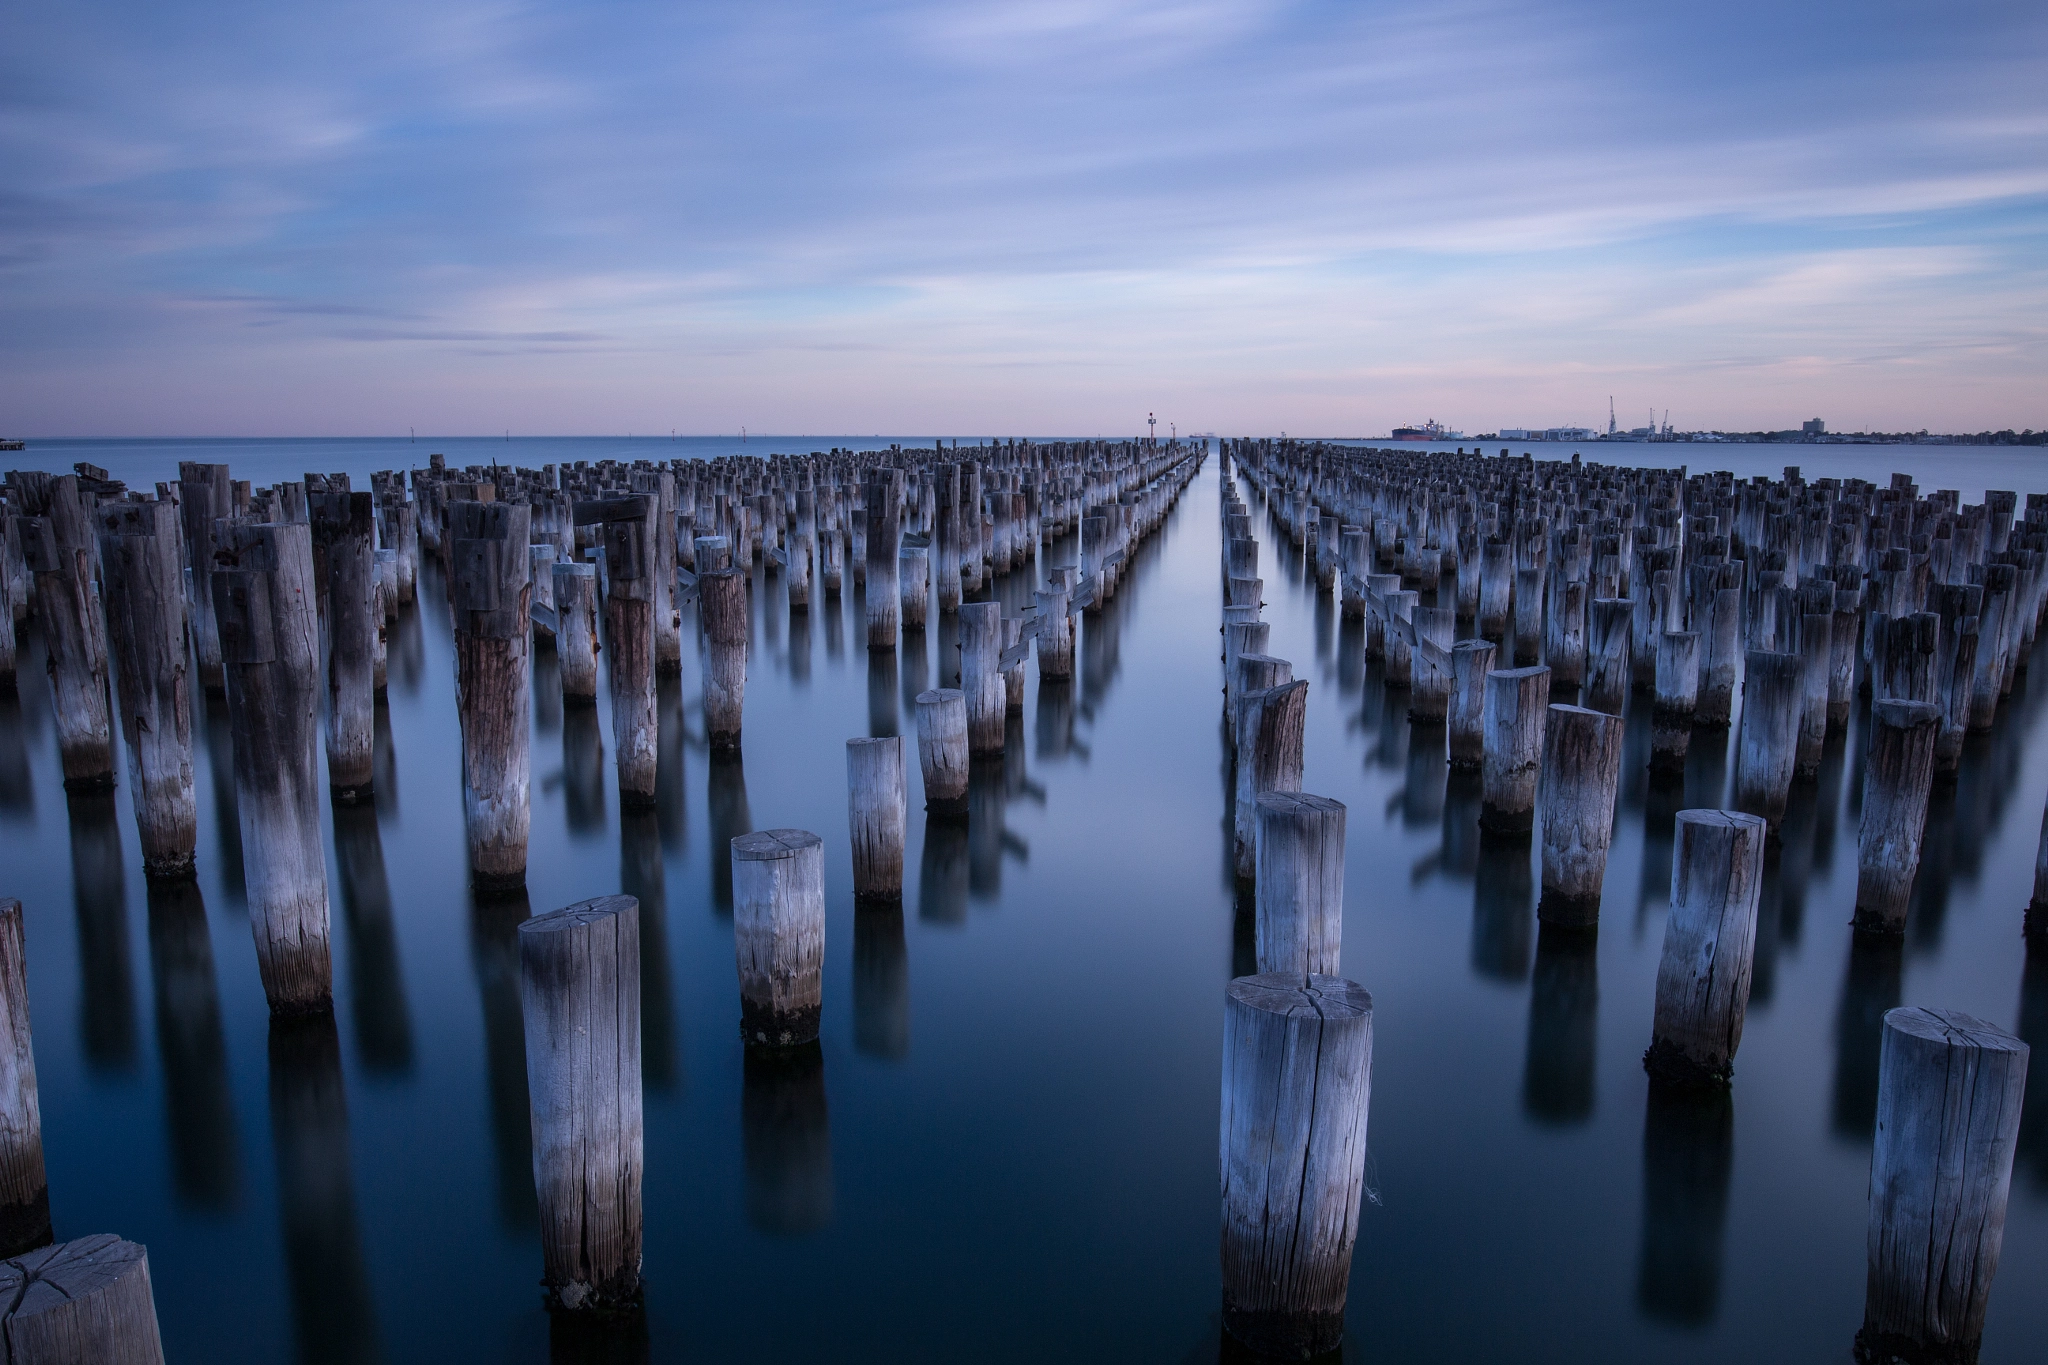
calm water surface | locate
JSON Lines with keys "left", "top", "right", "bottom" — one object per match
{"left": 4, "top": 437, "right": 2047, "bottom": 1362}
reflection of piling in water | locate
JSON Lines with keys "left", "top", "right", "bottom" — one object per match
{"left": 899, "top": 626, "right": 927, "bottom": 708}
{"left": 620, "top": 809, "right": 677, "bottom": 1093}
{"left": 561, "top": 701, "right": 607, "bottom": 837}
{"left": 0, "top": 900, "right": 50, "bottom": 1257}
{"left": 145, "top": 879, "right": 239, "bottom": 1213}
{"left": 268, "top": 1012, "right": 381, "bottom": 1365}
{"left": 200, "top": 692, "right": 244, "bottom": 900}
{"left": 468, "top": 888, "right": 538, "bottom": 1228}
{"left": 707, "top": 751, "right": 752, "bottom": 914}
{"left": 742, "top": 1042, "right": 834, "bottom": 1236}
{"left": 1523, "top": 924, "right": 1598, "bottom": 1124}
{"left": 69, "top": 790, "right": 135, "bottom": 1072}
{"left": 1645, "top": 811, "right": 1765, "bottom": 1089}
{"left": 854, "top": 902, "right": 908, "bottom": 1060}
{"left": 331, "top": 803, "right": 412, "bottom": 1075}
{"left": 1401, "top": 718, "right": 1446, "bottom": 827}
{"left": 918, "top": 813, "right": 969, "bottom": 927}
{"left": 1636, "top": 1085, "right": 1734, "bottom": 1327}
{"left": 1856, "top": 1009, "right": 2027, "bottom": 1365}
{"left": 866, "top": 646, "right": 898, "bottom": 739}
{"left": 968, "top": 757, "right": 1010, "bottom": 901}
{"left": 520, "top": 896, "right": 644, "bottom": 1314}
{"left": 1440, "top": 768, "right": 1482, "bottom": 881}
{"left": 1830, "top": 932, "right": 1903, "bottom": 1144}
{"left": 1472, "top": 835, "right": 1534, "bottom": 983}
{"left": 2017, "top": 939, "right": 2048, "bottom": 1191}
{"left": 1035, "top": 677, "right": 1076, "bottom": 762}
{"left": 1220, "top": 973, "right": 1372, "bottom": 1360}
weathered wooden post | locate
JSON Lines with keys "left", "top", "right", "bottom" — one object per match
{"left": 1537, "top": 704, "right": 1624, "bottom": 927}
{"left": 95, "top": 501, "right": 197, "bottom": 878}
{"left": 789, "top": 488, "right": 816, "bottom": 609}
{"left": 1699, "top": 585, "right": 1742, "bottom": 727}
{"left": 527, "top": 545, "right": 556, "bottom": 642}
{"left": 1651, "top": 630, "right": 1700, "bottom": 770}
{"left": 1856, "top": 1008, "right": 2028, "bottom": 1365}
{"left": 1220, "top": 973, "right": 1373, "bottom": 1360}
{"left": 311, "top": 491, "right": 376, "bottom": 801}
{"left": 934, "top": 464, "right": 962, "bottom": 612}
{"left": 214, "top": 520, "right": 331, "bottom": 1015}
{"left": 1481, "top": 665, "right": 1550, "bottom": 835}
{"left": 1854, "top": 700, "right": 1941, "bottom": 935}
{"left": 900, "top": 546, "right": 928, "bottom": 629}
{"left": 959, "top": 601, "right": 1005, "bottom": 756}
{"left": 1733, "top": 650, "right": 1800, "bottom": 831}
{"left": 847, "top": 737, "right": 905, "bottom": 905}
{"left": 0, "top": 899, "right": 49, "bottom": 1257}
{"left": 552, "top": 562, "right": 599, "bottom": 704}
{"left": 1410, "top": 606, "right": 1455, "bottom": 720}
{"left": 450, "top": 500, "right": 532, "bottom": 890}
{"left": 1448, "top": 639, "right": 1495, "bottom": 770}
{"left": 865, "top": 469, "right": 901, "bottom": 648}
{"left": 1585, "top": 597, "right": 1633, "bottom": 714}
{"left": 1034, "top": 579, "right": 1074, "bottom": 680}
{"left": 1254, "top": 792, "right": 1346, "bottom": 978}
{"left": 583, "top": 497, "right": 660, "bottom": 798}
{"left": 914, "top": 688, "right": 970, "bottom": 818}
{"left": 1644, "top": 811, "right": 1767, "bottom": 1088}
{"left": 700, "top": 567, "right": 748, "bottom": 753}
{"left": 18, "top": 480, "right": 113, "bottom": 788}
{"left": 1234, "top": 679, "right": 1308, "bottom": 881}
{"left": 0, "top": 1234, "right": 166, "bottom": 1362}
{"left": 178, "top": 461, "right": 232, "bottom": 692}
{"left": 1479, "top": 538, "right": 1512, "bottom": 639}
{"left": 519, "top": 895, "right": 643, "bottom": 1315}
{"left": 732, "top": 830, "right": 825, "bottom": 1047}
{"left": 1000, "top": 617, "right": 1028, "bottom": 712}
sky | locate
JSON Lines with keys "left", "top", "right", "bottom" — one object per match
{"left": 2, "top": 0, "right": 2044, "bottom": 438}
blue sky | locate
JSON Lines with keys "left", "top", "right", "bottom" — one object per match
{"left": 3, "top": 0, "right": 2043, "bottom": 436}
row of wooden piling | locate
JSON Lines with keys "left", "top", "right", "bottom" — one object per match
{"left": 1216, "top": 441, "right": 2032, "bottom": 1365}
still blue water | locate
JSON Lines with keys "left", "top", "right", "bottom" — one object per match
{"left": 2, "top": 438, "right": 2045, "bottom": 1362}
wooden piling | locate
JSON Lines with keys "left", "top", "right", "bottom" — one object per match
{"left": 519, "top": 895, "right": 643, "bottom": 1314}
{"left": 584, "top": 497, "right": 660, "bottom": 797}
{"left": 1034, "top": 580, "right": 1074, "bottom": 680}
{"left": 311, "top": 491, "right": 377, "bottom": 802}
{"left": 1481, "top": 666, "right": 1550, "bottom": 835}
{"left": 0, "top": 899, "right": 49, "bottom": 1258}
{"left": 846, "top": 737, "right": 906, "bottom": 904}
{"left": 450, "top": 500, "right": 532, "bottom": 889}
{"left": 1448, "top": 639, "right": 1496, "bottom": 770}
{"left": 18, "top": 479, "right": 113, "bottom": 788}
{"left": 213, "top": 520, "right": 332, "bottom": 1016}
{"left": 1585, "top": 597, "right": 1633, "bottom": 715}
{"left": 95, "top": 500, "right": 197, "bottom": 878}
{"left": 959, "top": 602, "right": 1005, "bottom": 756}
{"left": 732, "top": 830, "right": 826, "bottom": 1048}
{"left": 1234, "top": 679, "right": 1308, "bottom": 881}
{"left": 914, "top": 688, "right": 970, "bottom": 818}
{"left": 1253, "top": 792, "right": 1346, "bottom": 978}
{"left": 1856, "top": 1008, "right": 2028, "bottom": 1365}
{"left": 1652, "top": 630, "right": 1700, "bottom": 770}
{"left": 177, "top": 461, "right": 232, "bottom": 693}
{"left": 700, "top": 567, "right": 748, "bottom": 754}
{"left": 1733, "top": 650, "right": 1800, "bottom": 832}
{"left": 552, "top": 562, "right": 599, "bottom": 704}
{"left": 1644, "top": 811, "right": 1767, "bottom": 1088}
{"left": 0, "top": 1234, "right": 166, "bottom": 1363}
{"left": 1220, "top": 973, "right": 1373, "bottom": 1360}
{"left": 1537, "top": 704, "right": 1624, "bottom": 927}
{"left": 1854, "top": 700, "right": 1941, "bottom": 935}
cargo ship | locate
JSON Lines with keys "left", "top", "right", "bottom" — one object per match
{"left": 1390, "top": 420, "right": 1461, "bottom": 442}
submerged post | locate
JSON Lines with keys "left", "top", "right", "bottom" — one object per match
{"left": 1537, "top": 704, "right": 1624, "bottom": 927}
{"left": 914, "top": 688, "right": 970, "bottom": 818}
{"left": 0, "top": 899, "right": 49, "bottom": 1257}
{"left": 1854, "top": 700, "right": 1941, "bottom": 935}
{"left": 732, "top": 830, "right": 826, "bottom": 1048}
{"left": 1644, "top": 811, "right": 1767, "bottom": 1088}
{"left": 519, "top": 895, "right": 643, "bottom": 1315}
{"left": 451, "top": 500, "right": 532, "bottom": 890}
{"left": 214, "top": 520, "right": 332, "bottom": 1016}
{"left": 1481, "top": 666, "right": 1550, "bottom": 835}
{"left": 1254, "top": 792, "right": 1346, "bottom": 978}
{"left": 847, "top": 737, "right": 906, "bottom": 905}
{"left": 95, "top": 500, "right": 197, "bottom": 878}
{"left": 1220, "top": 973, "right": 1373, "bottom": 1360}
{"left": 0, "top": 1234, "right": 166, "bottom": 1363}
{"left": 1856, "top": 1008, "right": 2027, "bottom": 1365}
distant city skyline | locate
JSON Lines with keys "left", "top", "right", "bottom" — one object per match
{"left": 4, "top": 0, "right": 2043, "bottom": 437}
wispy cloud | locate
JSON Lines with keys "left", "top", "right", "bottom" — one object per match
{"left": 1, "top": 0, "right": 2043, "bottom": 434}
